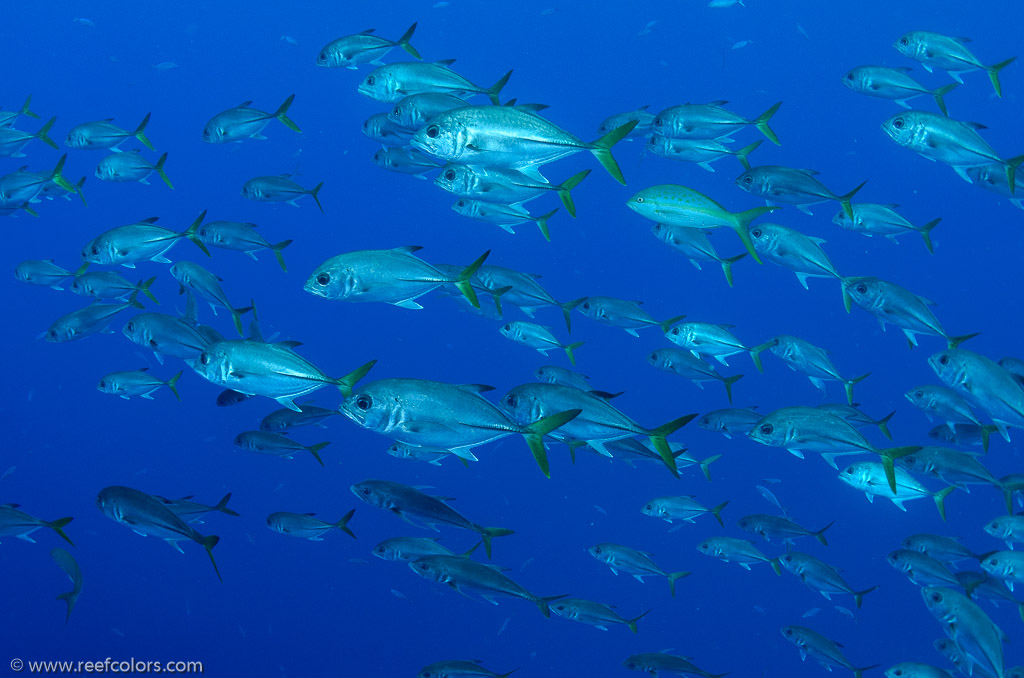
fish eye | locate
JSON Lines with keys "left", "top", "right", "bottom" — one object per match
{"left": 126, "top": 322, "right": 134, "bottom": 332}
{"left": 751, "top": 228, "right": 762, "bottom": 238}
{"left": 990, "top": 558, "right": 999, "bottom": 565}
{"left": 893, "top": 671, "right": 903, "bottom": 677}
{"left": 366, "top": 76, "right": 376, "bottom": 86}
{"left": 635, "top": 196, "right": 644, "bottom": 203}
{"left": 845, "top": 73, "right": 854, "bottom": 80}
{"left": 426, "top": 125, "right": 439, "bottom": 138}
{"left": 760, "top": 424, "right": 773, "bottom": 435}
{"left": 555, "top": 604, "right": 564, "bottom": 610}
{"left": 782, "top": 554, "right": 792, "bottom": 562}
{"left": 743, "top": 176, "right": 753, "bottom": 185}
{"left": 505, "top": 394, "right": 518, "bottom": 408}
{"left": 856, "top": 284, "right": 867, "bottom": 294}
{"left": 582, "top": 301, "right": 590, "bottom": 309}
{"left": 319, "top": 51, "right": 327, "bottom": 60}
{"left": 594, "top": 546, "right": 602, "bottom": 554}
{"left": 645, "top": 504, "right": 652, "bottom": 511}
{"left": 653, "top": 117, "right": 662, "bottom": 126}
{"left": 627, "top": 663, "right": 637, "bottom": 670}
{"left": 931, "top": 592, "right": 942, "bottom": 602}
{"left": 669, "top": 327, "right": 679, "bottom": 335}
{"left": 649, "top": 352, "right": 658, "bottom": 361}
{"left": 99, "top": 380, "right": 106, "bottom": 388}
{"left": 355, "top": 395, "right": 373, "bottom": 410}
{"left": 316, "top": 273, "right": 331, "bottom": 286}
{"left": 700, "top": 416, "right": 709, "bottom": 424}
{"left": 893, "top": 118, "right": 904, "bottom": 129}
{"left": 456, "top": 199, "right": 465, "bottom": 207}
{"left": 444, "top": 169, "right": 456, "bottom": 180}
{"left": 360, "top": 487, "right": 371, "bottom": 495}
{"left": 991, "top": 522, "right": 1000, "bottom": 528}
{"left": 417, "top": 562, "right": 428, "bottom": 570}
{"left": 91, "top": 245, "right": 99, "bottom": 255}
{"left": 200, "top": 352, "right": 211, "bottom": 366}
{"left": 900, "top": 37, "right": 909, "bottom": 46}
{"left": 502, "top": 324, "right": 511, "bottom": 331}
{"left": 914, "top": 390, "right": 923, "bottom": 397}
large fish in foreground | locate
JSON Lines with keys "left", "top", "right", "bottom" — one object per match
{"left": 192, "top": 339, "right": 375, "bottom": 411}
{"left": 81, "top": 212, "right": 210, "bottom": 267}
{"left": 0, "top": 505, "right": 74, "bottom": 545}
{"left": 202, "top": 95, "right": 301, "bottom": 143}
{"left": 839, "top": 462, "right": 955, "bottom": 520}
{"left": 930, "top": 348, "right": 1024, "bottom": 441}
{"left": 351, "top": 480, "right": 512, "bottom": 558}
{"left": 921, "top": 586, "right": 1006, "bottom": 678}
{"left": 411, "top": 105, "right": 637, "bottom": 184}
{"left": 781, "top": 625, "right": 878, "bottom": 678}
{"left": 358, "top": 60, "right": 512, "bottom": 104}
{"left": 317, "top": 24, "right": 420, "bottom": 69}
{"left": 841, "top": 66, "right": 958, "bottom": 114}
{"left": 894, "top": 31, "right": 1015, "bottom": 96}
{"left": 650, "top": 100, "right": 782, "bottom": 145}
{"left": 736, "top": 165, "right": 865, "bottom": 218}
{"left": 65, "top": 113, "right": 153, "bottom": 151}
{"left": 96, "top": 486, "right": 221, "bottom": 581}
{"left": 340, "top": 378, "right": 580, "bottom": 477}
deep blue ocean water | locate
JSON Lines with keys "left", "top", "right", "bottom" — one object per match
{"left": 2, "top": 1, "right": 1022, "bottom": 676}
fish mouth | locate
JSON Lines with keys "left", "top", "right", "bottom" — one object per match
{"left": 338, "top": 401, "right": 366, "bottom": 426}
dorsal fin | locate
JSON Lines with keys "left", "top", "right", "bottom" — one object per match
{"left": 963, "top": 121, "right": 987, "bottom": 130}
{"left": 456, "top": 384, "right": 496, "bottom": 394}
{"left": 275, "top": 340, "right": 303, "bottom": 348}
{"left": 359, "top": 28, "right": 376, "bottom": 35}
{"left": 435, "top": 58, "right": 457, "bottom": 66}
{"left": 394, "top": 245, "right": 424, "bottom": 253}
{"left": 238, "top": 101, "right": 253, "bottom": 108}
{"left": 140, "top": 217, "right": 160, "bottom": 224}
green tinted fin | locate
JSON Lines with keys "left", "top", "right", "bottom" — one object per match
{"left": 854, "top": 586, "right": 878, "bottom": 609}
{"left": 753, "top": 102, "right": 782, "bottom": 145}
{"left": 154, "top": 152, "right": 174, "bottom": 189}
{"left": 667, "top": 571, "right": 691, "bottom": 598}
{"left": 732, "top": 206, "right": 778, "bottom": 263}
{"left": 35, "top": 116, "right": 57, "bottom": 149}
{"left": 523, "top": 408, "right": 582, "bottom": 478}
{"left": 46, "top": 517, "right": 75, "bottom": 547}
{"left": 139, "top": 277, "right": 159, "bottom": 304}
{"left": 134, "top": 112, "right": 154, "bottom": 150}
{"left": 49, "top": 154, "right": 76, "bottom": 194}
{"left": 396, "top": 23, "right": 421, "bottom": 59}
{"left": 720, "top": 252, "right": 747, "bottom": 287}
{"left": 844, "top": 373, "right": 871, "bottom": 405}
{"left": 918, "top": 218, "right": 940, "bottom": 254}
{"left": 185, "top": 210, "right": 211, "bottom": 256}
{"left": 931, "top": 83, "right": 958, "bottom": 116}
{"left": 735, "top": 139, "right": 762, "bottom": 170}
{"left": 1006, "top": 154, "right": 1024, "bottom": 194}
{"left": 272, "top": 239, "right": 293, "bottom": 272}
{"left": 334, "top": 508, "right": 356, "bottom": 538}
{"left": 534, "top": 208, "right": 558, "bottom": 241}
{"left": 876, "top": 410, "right": 895, "bottom": 440}
{"left": 273, "top": 94, "right": 301, "bottom": 133}
{"left": 560, "top": 297, "right": 585, "bottom": 333}
{"left": 456, "top": 250, "right": 490, "bottom": 308}
{"left": 710, "top": 501, "right": 729, "bottom": 527}
{"left": 879, "top": 446, "right": 921, "bottom": 495}
{"left": 813, "top": 521, "right": 834, "bottom": 546}
{"left": 166, "top": 370, "right": 182, "bottom": 401}
{"left": 933, "top": 486, "right": 955, "bottom": 522}
{"left": 699, "top": 454, "right": 721, "bottom": 481}
{"left": 19, "top": 95, "right": 39, "bottom": 119}
{"left": 626, "top": 610, "right": 651, "bottom": 634}
{"left": 563, "top": 341, "right": 584, "bottom": 366}
{"left": 213, "top": 493, "right": 239, "bottom": 517}
{"left": 200, "top": 534, "right": 222, "bottom": 582}
{"left": 486, "top": 70, "right": 513, "bottom": 105}
{"left": 948, "top": 332, "right": 979, "bottom": 349}
{"left": 648, "top": 413, "right": 698, "bottom": 477}
{"left": 659, "top": 314, "right": 686, "bottom": 333}
{"left": 556, "top": 169, "right": 591, "bottom": 217}
{"left": 536, "top": 593, "right": 568, "bottom": 618}
{"left": 987, "top": 57, "right": 1016, "bottom": 98}
{"left": 722, "top": 374, "right": 743, "bottom": 404}
{"left": 334, "top": 360, "right": 376, "bottom": 398}
{"left": 479, "top": 526, "right": 515, "bottom": 559}
{"left": 837, "top": 180, "right": 867, "bottom": 220}
{"left": 589, "top": 120, "right": 637, "bottom": 185}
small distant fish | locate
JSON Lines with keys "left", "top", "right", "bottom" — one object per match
{"left": 638, "top": 20, "right": 657, "bottom": 37}
{"left": 802, "top": 607, "right": 821, "bottom": 618}
{"left": 756, "top": 485, "right": 786, "bottom": 513}
{"left": 390, "top": 589, "right": 408, "bottom": 601}
{"left": 753, "top": 605, "right": 765, "bottom": 615}
{"left": 732, "top": 40, "right": 753, "bottom": 50}
{"left": 796, "top": 24, "right": 810, "bottom": 40}
{"left": 497, "top": 617, "right": 510, "bottom": 635}
{"left": 594, "top": 505, "right": 607, "bottom": 516}
{"left": 279, "top": 36, "right": 297, "bottom": 45}
{"left": 708, "top": 0, "right": 744, "bottom": 6}
{"left": 50, "top": 547, "right": 83, "bottom": 622}
{"left": 73, "top": 17, "right": 95, "bottom": 27}
{"left": 541, "top": 8, "right": 556, "bottom": 15}
{"left": 152, "top": 62, "right": 178, "bottom": 71}
{"left": 434, "top": 1, "right": 450, "bottom": 6}
{"left": 1, "top": 466, "right": 15, "bottom": 481}
{"left": 835, "top": 606, "right": 855, "bottom": 619}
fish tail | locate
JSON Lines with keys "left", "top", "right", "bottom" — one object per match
{"left": 719, "top": 252, "right": 747, "bottom": 287}
{"left": 710, "top": 500, "right": 729, "bottom": 527}
{"left": 185, "top": 210, "right": 211, "bottom": 256}
{"left": 139, "top": 276, "right": 159, "bottom": 304}
{"left": 127, "top": 290, "right": 144, "bottom": 310}
{"left": 563, "top": 341, "right": 584, "bottom": 366}
{"left": 853, "top": 665, "right": 881, "bottom": 678}
{"left": 461, "top": 540, "right": 483, "bottom": 557}
{"left": 72, "top": 176, "right": 88, "bottom": 205}
{"left": 72, "top": 262, "right": 90, "bottom": 276}
{"left": 308, "top": 181, "right": 325, "bottom": 214}
{"left": 559, "top": 297, "right": 586, "bottom": 333}
{"left": 56, "top": 591, "right": 77, "bottom": 623}
{"left": 699, "top": 454, "right": 721, "bottom": 482}
{"left": 35, "top": 116, "right": 58, "bottom": 149}
{"left": 230, "top": 305, "right": 254, "bottom": 337}
{"left": 931, "top": 83, "right": 958, "bottom": 116}
{"left": 1004, "top": 153, "right": 1024, "bottom": 194}
{"left": 732, "top": 206, "right": 777, "bottom": 264}
{"left": 212, "top": 492, "right": 240, "bottom": 517}
{"left": 273, "top": 94, "right": 302, "bottom": 133}
{"left": 917, "top": 217, "right": 940, "bottom": 254}
{"left": 987, "top": 57, "right": 1016, "bottom": 98}
{"left": 486, "top": 70, "right": 513, "bottom": 105}
{"left": 747, "top": 341, "right": 772, "bottom": 374}
{"left": 769, "top": 558, "right": 781, "bottom": 576}
{"left": 271, "top": 239, "right": 293, "bottom": 272}
{"left": 154, "top": 152, "right": 174, "bottom": 189}
{"left": 307, "top": 441, "right": 330, "bottom": 467}
{"left": 522, "top": 408, "right": 582, "bottom": 478}
{"left": 841, "top": 277, "right": 854, "bottom": 313}
{"left": 836, "top": 180, "right": 867, "bottom": 220}
{"left": 165, "top": 370, "right": 183, "bottom": 402}
{"left": 721, "top": 373, "right": 743, "bottom": 404}
{"left": 333, "top": 360, "right": 376, "bottom": 398}
{"left": 535, "top": 594, "right": 568, "bottom": 618}
{"left": 626, "top": 609, "right": 651, "bottom": 634}
{"left": 567, "top": 440, "right": 586, "bottom": 465}
{"left": 478, "top": 527, "right": 515, "bottom": 559}
{"left": 878, "top": 446, "right": 920, "bottom": 495}
{"left": 49, "top": 153, "right": 77, "bottom": 194}
{"left": 134, "top": 112, "right": 154, "bottom": 150}
{"left": 853, "top": 586, "right": 878, "bottom": 609}
{"left": 588, "top": 120, "right": 638, "bottom": 185}
{"left": 735, "top": 139, "right": 762, "bottom": 170}
{"left": 933, "top": 485, "right": 956, "bottom": 522}
{"left": 667, "top": 571, "right": 691, "bottom": 598}
{"left": 844, "top": 372, "right": 871, "bottom": 406}
{"left": 981, "top": 424, "right": 999, "bottom": 452}
{"left": 396, "top": 22, "right": 421, "bottom": 59}
{"left": 455, "top": 250, "right": 490, "bottom": 308}
{"left": 19, "top": 94, "right": 39, "bottom": 119}
{"left": 46, "top": 517, "right": 75, "bottom": 547}
{"left": 556, "top": 169, "right": 591, "bottom": 218}
{"left": 333, "top": 508, "right": 356, "bottom": 539}
{"left": 813, "top": 520, "right": 834, "bottom": 546}
{"left": 947, "top": 332, "right": 980, "bottom": 349}
{"left": 659, "top": 314, "right": 687, "bottom": 333}
{"left": 648, "top": 413, "right": 698, "bottom": 477}
{"left": 199, "top": 534, "right": 222, "bottom": 582}
{"left": 753, "top": 101, "right": 782, "bottom": 145}
{"left": 876, "top": 410, "right": 895, "bottom": 441}
{"left": 533, "top": 207, "right": 559, "bottom": 241}
{"left": 497, "top": 670, "right": 519, "bottom": 678}
{"left": 487, "top": 285, "right": 513, "bottom": 317}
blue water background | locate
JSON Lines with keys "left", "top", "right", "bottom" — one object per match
{"left": 2, "top": 1, "right": 1022, "bottom": 676}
